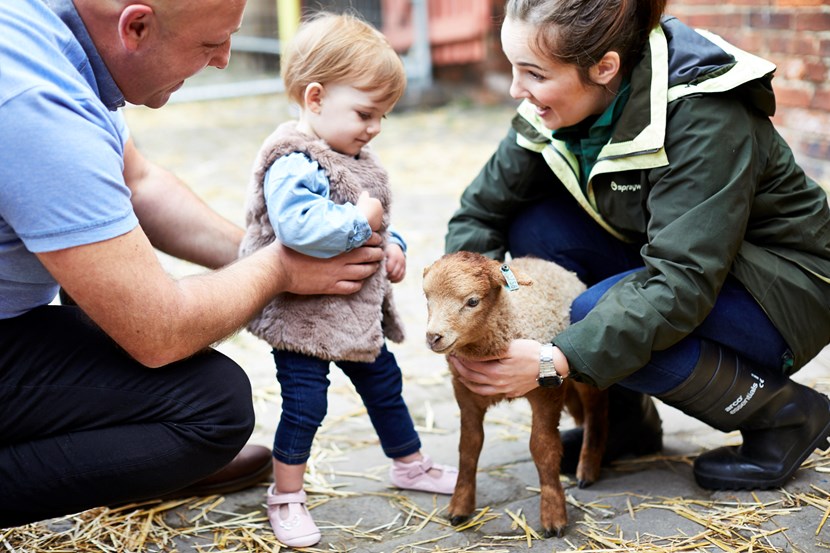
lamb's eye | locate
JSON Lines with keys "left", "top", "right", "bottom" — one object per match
{"left": 465, "top": 297, "right": 480, "bottom": 308}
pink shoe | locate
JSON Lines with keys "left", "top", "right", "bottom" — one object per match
{"left": 389, "top": 455, "right": 458, "bottom": 494}
{"left": 266, "top": 484, "right": 321, "bottom": 548}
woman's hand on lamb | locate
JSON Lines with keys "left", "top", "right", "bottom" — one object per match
{"left": 450, "top": 340, "right": 570, "bottom": 398}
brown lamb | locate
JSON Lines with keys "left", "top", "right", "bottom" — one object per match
{"left": 422, "top": 251, "right": 609, "bottom": 538}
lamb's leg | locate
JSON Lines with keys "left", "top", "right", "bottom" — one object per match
{"left": 448, "top": 379, "right": 487, "bottom": 526}
{"left": 528, "top": 389, "right": 567, "bottom": 538}
{"left": 574, "top": 383, "right": 609, "bottom": 488}
{"left": 563, "top": 383, "right": 585, "bottom": 427}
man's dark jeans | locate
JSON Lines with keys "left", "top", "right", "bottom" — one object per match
{"left": 0, "top": 305, "right": 254, "bottom": 527}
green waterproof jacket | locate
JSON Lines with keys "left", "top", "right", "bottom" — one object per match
{"left": 445, "top": 17, "right": 830, "bottom": 389}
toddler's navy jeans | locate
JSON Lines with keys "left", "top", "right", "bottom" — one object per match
{"left": 271, "top": 345, "right": 421, "bottom": 465}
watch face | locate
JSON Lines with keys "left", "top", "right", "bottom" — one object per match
{"left": 537, "top": 375, "right": 563, "bottom": 388}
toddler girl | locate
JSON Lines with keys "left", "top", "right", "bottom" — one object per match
{"left": 239, "top": 11, "right": 457, "bottom": 548}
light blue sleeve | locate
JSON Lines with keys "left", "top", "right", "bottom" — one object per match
{"left": 0, "top": 88, "right": 137, "bottom": 318}
{"left": 388, "top": 226, "right": 407, "bottom": 254}
{"left": 0, "top": 89, "right": 136, "bottom": 254}
{"left": 264, "top": 153, "right": 373, "bottom": 258}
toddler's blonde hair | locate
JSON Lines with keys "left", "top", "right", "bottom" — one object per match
{"left": 281, "top": 12, "right": 407, "bottom": 107}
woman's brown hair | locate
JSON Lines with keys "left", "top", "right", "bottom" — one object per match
{"left": 506, "top": 0, "right": 667, "bottom": 83}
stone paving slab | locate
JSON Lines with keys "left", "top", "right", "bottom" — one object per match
{"left": 54, "top": 92, "right": 830, "bottom": 551}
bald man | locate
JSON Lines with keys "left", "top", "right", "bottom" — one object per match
{"left": 0, "top": 0, "right": 384, "bottom": 527}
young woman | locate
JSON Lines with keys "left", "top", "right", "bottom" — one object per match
{"left": 446, "top": 0, "right": 830, "bottom": 491}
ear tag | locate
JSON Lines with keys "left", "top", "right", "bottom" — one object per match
{"left": 500, "top": 264, "right": 520, "bottom": 291}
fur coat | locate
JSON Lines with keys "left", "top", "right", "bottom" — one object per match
{"left": 239, "top": 121, "right": 405, "bottom": 362}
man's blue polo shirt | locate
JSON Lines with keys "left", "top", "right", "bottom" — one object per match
{"left": 0, "top": 0, "right": 138, "bottom": 317}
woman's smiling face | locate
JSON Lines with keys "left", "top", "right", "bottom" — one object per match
{"left": 501, "top": 17, "right": 612, "bottom": 131}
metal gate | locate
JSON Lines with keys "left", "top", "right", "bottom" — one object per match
{"left": 175, "top": 0, "right": 494, "bottom": 102}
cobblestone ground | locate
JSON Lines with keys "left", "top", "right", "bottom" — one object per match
{"left": 117, "top": 93, "right": 830, "bottom": 553}
{"left": 8, "top": 92, "right": 830, "bottom": 553}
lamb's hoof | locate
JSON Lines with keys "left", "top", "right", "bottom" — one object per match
{"left": 577, "top": 478, "right": 595, "bottom": 489}
{"left": 542, "top": 525, "right": 566, "bottom": 539}
{"left": 449, "top": 514, "right": 471, "bottom": 526}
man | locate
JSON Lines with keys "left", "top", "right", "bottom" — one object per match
{"left": 0, "top": 0, "right": 384, "bottom": 527}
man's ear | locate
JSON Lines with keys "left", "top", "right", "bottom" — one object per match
{"left": 589, "top": 51, "right": 621, "bottom": 86}
{"left": 118, "top": 4, "right": 155, "bottom": 52}
{"left": 303, "top": 83, "right": 325, "bottom": 114}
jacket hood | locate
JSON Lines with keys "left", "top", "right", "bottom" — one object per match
{"left": 662, "top": 16, "right": 776, "bottom": 116}
{"left": 663, "top": 16, "right": 734, "bottom": 88}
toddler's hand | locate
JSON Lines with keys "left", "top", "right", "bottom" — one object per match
{"left": 357, "top": 191, "right": 383, "bottom": 232}
{"left": 385, "top": 243, "right": 406, "bottom": 283}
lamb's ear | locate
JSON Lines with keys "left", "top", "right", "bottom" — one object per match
{"left": 491, "top": 262, "right": 533, "bottom": 290}
{"left": 510, "top": 266, "right": 534, "bottom": 287}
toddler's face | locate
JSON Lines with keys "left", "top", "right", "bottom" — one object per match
{"left": 309, "top": 84, "right": 396, "bottom": 156}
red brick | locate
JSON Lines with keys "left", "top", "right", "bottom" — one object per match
{"left": 813, "top": 88, "right": 830, "bottom": 111}
{"left": 671, "top": 0, "right": 726, "bottom": 6}
{"left": 732, "top": 30, "right": 767, "bottom": 52}
{"left": 792, "top": 35, "right": 821, "bottom": 56}
{"left": 664, "top": 1, "right": 829, "bottom": 180}
{"left": 776, "top": 0, "right": 825, "bottom": 6}
{"left": 766, "top": 52, "right": 791, "bottom": 68}
{"left": 805, "top": 61, "right": 828, "bottom": 83}
{"left": 749, "top": 11, "right": 793, "bottom": 28}
{"left": 683, "top": 13, "right": 747, "bottom": 29}
{"left": 774, "top": 83, "right": 814, "bottom": 107}
{"left": 779, "top": 57, "right": 809, "bottom": 78}
{"left": 765, "top": 33, "right": 821, "bottom": 55}
{"left": 760, "top": 34, "right": 785, "bottom": 54}
{"left": 794, "top": 11, "right": 830, "bottom": 30}
{"left": 776, "top": 58, "right": 826, "bottom": 83}
{"left": 774, "top": 0, "right": 827, "bottom": 7}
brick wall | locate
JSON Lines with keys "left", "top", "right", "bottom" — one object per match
{"left": 667, "top": 0, "right": 830, "bottom": 187}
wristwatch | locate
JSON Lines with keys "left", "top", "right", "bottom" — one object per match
{"left": 537, "top": 343, "right": 564, "bottom": 388}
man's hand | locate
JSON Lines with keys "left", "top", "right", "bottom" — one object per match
{"left": 45, "top": 141, "right": 386, "bottom": 369}
{"left": 274, "top": 240, "right": 384, "bottom": 296}
{"left": 39, "top": 229, "right": 383, "bottom": 368}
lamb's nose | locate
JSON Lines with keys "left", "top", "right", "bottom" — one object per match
{"left": 426, "top": 332, "right": 442, "bottom": 347}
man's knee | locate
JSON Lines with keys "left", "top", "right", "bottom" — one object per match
{"left": 183, "top": 349, "right": 256, "bottom": 449}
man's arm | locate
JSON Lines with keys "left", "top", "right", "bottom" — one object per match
{"left": 123, "top": 138, "right": 243, "bottom": 269}
{"left": 39, "top": 229, "right": 382, "bottom": 368}
{"left": 38, "top": 139, "right": 383, "bottom": 368}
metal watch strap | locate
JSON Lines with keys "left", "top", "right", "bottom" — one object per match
{"left": 537, "top": 343, "right": 563, "bottom": 388}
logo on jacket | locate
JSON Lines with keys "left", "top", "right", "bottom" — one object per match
{"left": 610, "top": 181, "right": 642, "bottom": 193}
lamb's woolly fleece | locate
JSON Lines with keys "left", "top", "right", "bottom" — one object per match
{"left": 423, "top": 252, "right": 585, "bottom": 359}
